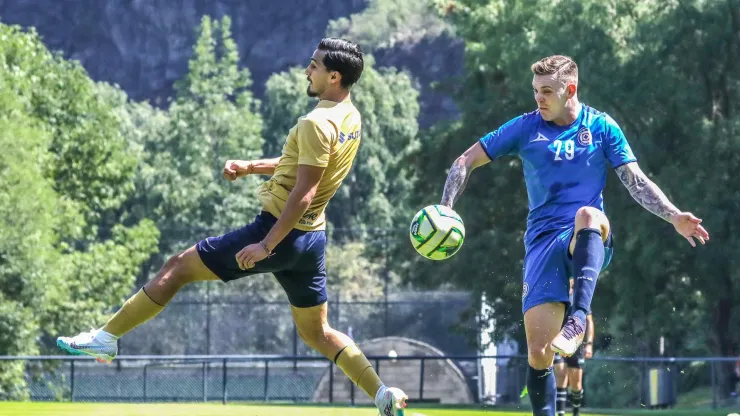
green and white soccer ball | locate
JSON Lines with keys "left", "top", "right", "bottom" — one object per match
{"left": 409, "top": 204, "right": 465, "bottom": 260}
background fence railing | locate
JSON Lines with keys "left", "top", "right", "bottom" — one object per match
{"left": 1, "top": 355, "right": 739, "bottom": 411}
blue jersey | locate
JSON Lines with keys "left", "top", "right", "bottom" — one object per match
{"left": 479, "top": 105, "right": 636, "bottom": 248}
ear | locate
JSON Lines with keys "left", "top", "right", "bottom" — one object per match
{"left": 566, "top": 83, "right": 577, "bottom": 99}
{"left": 330, "top": 71, "right": 341, "bottom": 84}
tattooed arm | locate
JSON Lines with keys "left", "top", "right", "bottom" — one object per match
{"left": 615, "top": 162, "right": 709, "bottom": 246}
{"left": 614, "top": 162, "right": 680, "bottom": 222}
{"left": 440, "top": 142, "right": 491, "bottom": 208}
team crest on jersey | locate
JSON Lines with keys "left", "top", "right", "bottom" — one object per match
{"left": 577, "top": 128, "right": 592, "bottom": 146}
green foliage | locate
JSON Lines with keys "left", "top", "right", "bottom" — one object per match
{"left": 325, "top": 241, "right": 385, "bottom": 300}
{"left": 110, "top": 16, "right": 265, "bottom": 281}
{"left": 0, "top": 23, "right": 158, "bottom": 395}
{"left": 262, "top": 68, "right": 313, "bottom": 157}
{"left": 0, "top": 24, "right": 137, "bottom": 232}
{"left": 327, "top": 0, "right": 452, "bottom": 50}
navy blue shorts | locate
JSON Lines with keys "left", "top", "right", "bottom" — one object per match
{"left": 522, "top": 227, "right": 613, "bottom": 314}
{"left": 196, "top": 211, "right": 327, "bottom": 308}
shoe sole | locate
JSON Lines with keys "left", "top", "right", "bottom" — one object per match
{"left": 56, "top": 339, "right": 115, "bottom": 364}
{"left": 550, "top": 340, "right": 581, "bottom": 357}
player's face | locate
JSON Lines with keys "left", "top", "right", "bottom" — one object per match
{"left": 532, "top": 74, "right": 573, "bottom": 121}
{"left": 305, "top": 50, "right": 334, "bottom": 98}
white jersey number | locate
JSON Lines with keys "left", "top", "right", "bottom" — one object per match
{"left": 553, "top": 139, "right": 574, "bottom": 161}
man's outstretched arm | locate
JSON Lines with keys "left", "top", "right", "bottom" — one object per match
{"left": 223, "top": 157, "right": 281, "bottom": 180}
{"left": 440, "top": 142, "right": 491, "bottom": 208}
{"left": 615, "top": 162, "right": 709, "bottom": 246}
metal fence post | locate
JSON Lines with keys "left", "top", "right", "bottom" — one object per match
{"left": 329, "top": 362, "right": 334, "bottom": 403}
{"left": 419, "top": 358, "right": 425, "bottom": 401}
{"left": 70, "top": 360, "right": 75, "bottom": 402}
{"left": 222, "top": 358, "right": 228, "bottom": 405}
{"left": 263, "top": 359, "right": 270, "bottom": 401}
{"left": 350, "top": 378, "right": 355, "bottom": 406}
{"left": 202, "top": 361, "right": 208, "bottom": 402}
{"left": 711, "top": 361, "right": 717, "bottom": 410}
{"left": 143, "top": 364, "right": 148, "bottom": 402}
{"left": 293, "top": 325, "right": 298, "bottom": 371}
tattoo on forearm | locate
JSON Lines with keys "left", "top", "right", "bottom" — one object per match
{"left": 440, "top": 159, "right": 470, "bottom": 208}
{"left": 615, "top": 165, "right": 680, "bottom": 222}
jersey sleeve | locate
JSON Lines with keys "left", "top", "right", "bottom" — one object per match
{"left": 478, "top": 115, "right": 525, "bottom": 160}
{"left": 602, "top": 115, "right": 637, "bottom": 168}
{"left": 297, "top": 118, "right": 334, "bottom": 167}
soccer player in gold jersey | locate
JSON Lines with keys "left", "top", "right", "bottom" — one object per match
{"left": 57, "top": 38, "right": 407, "bottom": 415}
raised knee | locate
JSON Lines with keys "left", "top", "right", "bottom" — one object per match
{"left": 575, "top": 207, "right": 609, "bottom": 234}
{"left": 160, "top": 252, "right": 194, "bottom": 285}
{"left": 575, "top": 206, "right": 601, "bottom": 224}
{"left": 528, "top": 343, "right": 555, "bottom": 370}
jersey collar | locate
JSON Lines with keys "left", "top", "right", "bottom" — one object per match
{"left": 316, "top": 95, "right": 352, "bottom": 109}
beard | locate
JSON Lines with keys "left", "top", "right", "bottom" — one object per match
{"left": 306, "top": 83, "right": 319, "bottom": 98}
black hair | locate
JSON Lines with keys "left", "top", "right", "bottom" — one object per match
{"left": 317, "top": 38, "right": 364, "bottom": 88}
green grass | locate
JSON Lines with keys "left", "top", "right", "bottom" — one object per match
{"left": 0, "top": 402, "right": 733, "bottom": 416}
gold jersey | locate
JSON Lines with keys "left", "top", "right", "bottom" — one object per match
{"left": 255, "top": 96, "right": 361, "bottom": 231}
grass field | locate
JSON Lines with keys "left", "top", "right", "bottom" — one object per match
{"left": 0, "top": 403, "right": 734, "bottom": 416}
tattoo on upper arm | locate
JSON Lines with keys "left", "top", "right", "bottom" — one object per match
{"left": 440, "top": 158, "right": 470, "bottom": 208}
{"left": 615, "top": 164, "right": 679, "bottom": 222}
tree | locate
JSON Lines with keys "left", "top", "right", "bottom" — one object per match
{"left": 115, "top": 15, "right": 265, "bottom": 285}
{"left": 0, "top": 23, "right": 158, "bottom": 397}
{"left": 327, "top": 0, "right": 452, "bottom": 51}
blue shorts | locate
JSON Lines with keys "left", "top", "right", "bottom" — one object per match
{"left": 521, "top": 227, "right": 613, "bottom": 314}
{"left": 196, "top": 211, "right": 327, "bottom": 308}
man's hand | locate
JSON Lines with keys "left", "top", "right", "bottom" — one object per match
{"left": 235, "top": 242, "right": 272, "bottom": 270}
{"left": 223, "top": 160, "right": 252, "bottom": 181}
{"left": 670, "top": 212, "right": 709, "bottom": 247}
{"left": 584, "top": 343, "right": 593, "bottom": 359}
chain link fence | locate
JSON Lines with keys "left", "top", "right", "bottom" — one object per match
{"left": 117, "top": 288, "right": 481, "bottom": 357}
{"left": 4, "top": 355, "right": 739, "bottom": 411}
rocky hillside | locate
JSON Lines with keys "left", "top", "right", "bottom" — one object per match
{"left": 0, "top": 0, "right": 461, "bottom": 126}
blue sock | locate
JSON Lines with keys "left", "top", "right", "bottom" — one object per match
{"left": 527, "top": 366, "right": 556, "bottom": 416}
{"left": 571, "top": 228, "right": 604, "bottom": 324}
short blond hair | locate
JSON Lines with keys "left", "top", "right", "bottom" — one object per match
{"left": 531, "top": 55, "right": 578, "bottom": 84}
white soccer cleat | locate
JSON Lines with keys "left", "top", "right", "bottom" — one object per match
{"left": 375, "top": 385, "right": 408, "bottom": 416}
{"left": 551, "top": 316, "right": 586, "bottom": 357}
{"left": 56, "top": 328, "right": 117, "bottom": 364}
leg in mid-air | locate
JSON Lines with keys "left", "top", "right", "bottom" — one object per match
{"left": 290, "top": 302, "right": 407, "bottom": 415}
{"left": 524, "top": 302, "right": 566, "bottom": 416}
{"left": 552, "top": 206, "right": 611, "bottom": 356}
{"left": 56, "top": 245, "right": 220, "bottom": 363}
{"left": 554, "top": 354, "right": 568, "bottom": 416}
{"left": 56, "top": 209, "right": 296, "bottom": 363}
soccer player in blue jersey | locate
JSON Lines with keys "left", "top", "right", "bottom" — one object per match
{"left": 439, "top": 55, "right": 709, "bottom": 416}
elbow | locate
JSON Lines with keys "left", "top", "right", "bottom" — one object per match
{"left": 454, "top": 155, "right": 470, "bottom": 170}
{"left": 300, "top": 190, "right": 317, "bottom": 207}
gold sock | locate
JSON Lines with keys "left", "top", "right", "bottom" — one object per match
{"left": 102, "top": 288, "right": 165, "bottom": 337}
{"left": 334, "top": 344, "right": 384, "bottom": 398}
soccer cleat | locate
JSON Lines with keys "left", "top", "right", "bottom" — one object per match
{"left": 375, "top": 385, "right": 408, "bottom": 416}
{"left": 551, "top": 316, "right": 585, "bottom": 357}
{"left": 57, "top": 328, "right": 117, "bottom": 364}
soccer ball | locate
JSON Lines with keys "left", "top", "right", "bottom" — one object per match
{"left": 409, "top": 204, "right": 465, "bottom": 260}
